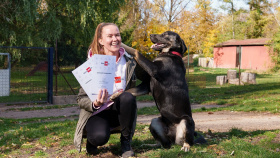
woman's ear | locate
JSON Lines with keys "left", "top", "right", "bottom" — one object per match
{"left": 99, "top": 38, "right": 103, "bottom": 46}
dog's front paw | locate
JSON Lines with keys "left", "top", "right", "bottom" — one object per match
{"left": 109, "top": 91, "right": 123, "bottom": 101}
{"left": 180, "top": 142, "right": 190, "bottom": 152}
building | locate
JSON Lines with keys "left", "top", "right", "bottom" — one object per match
{"left": 213, "top": 38, "right": 274, "bottom": 71}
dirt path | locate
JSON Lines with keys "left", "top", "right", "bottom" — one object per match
{"left": 1, "top": 102, "right": 280, "bottom": 132}
{"left": 138, "top": 111, "right": 280, "bottom": 132}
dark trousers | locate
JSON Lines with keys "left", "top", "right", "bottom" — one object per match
{"left": 85, "top": 92, "right": 137, "bottom": 146}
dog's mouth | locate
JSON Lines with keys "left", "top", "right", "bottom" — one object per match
{"left": 151, "top": 43, "right": 167, "bottom": 50}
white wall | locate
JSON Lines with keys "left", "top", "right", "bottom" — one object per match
{"left": 0, "top": 69, "right": 10, "bottom": 96}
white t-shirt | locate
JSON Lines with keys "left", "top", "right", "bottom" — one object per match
{"left": 113, "top": 48, "right": 127, "bottom": 94}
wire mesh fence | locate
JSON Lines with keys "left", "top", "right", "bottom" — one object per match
{"left": 0, "top": 47, "right": 49, "bottom": 104}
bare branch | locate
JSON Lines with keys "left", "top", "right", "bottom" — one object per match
{"left": 152, "top": 0, "right": 169, "bottom": 21}
{"left": 171, "top": 0, "right": 192, "bottom": 22}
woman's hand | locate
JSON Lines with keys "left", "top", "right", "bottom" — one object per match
{"left": 93, "top": 88, "right": 108, "bottom": 107}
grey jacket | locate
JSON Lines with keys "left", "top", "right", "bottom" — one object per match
{"left": 73, "top": 53, "right": 142, "bottom": 151}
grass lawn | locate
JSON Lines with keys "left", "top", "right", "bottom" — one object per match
{"left": 3, "top": 66, "right": 279, "bottom": 107}
{"left": 1, "top": 67, "right": 279, "bottom": 157}
{"left": 0, "top": 117, "right": 279, "bottom": 158}
{"left": 138, "top": 67, "right": 280, "bottom": 114}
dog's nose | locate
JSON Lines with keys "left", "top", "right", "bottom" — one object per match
{"left": 150, "top": 34, "right": 155, "bottom": 38}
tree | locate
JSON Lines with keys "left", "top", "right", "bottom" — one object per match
{"left": 0, "top": 0, "right": 129, "bottom": 66}
{"left": 193, "top": 0, "right": 216, "bottom": 54}
{"left": 246, "top": 0, "right": 269, "bottom": 14}
{"left": 0, "top": 0, "right": 61, "bottom": 64}
{"left": 152, "top": 0, "right": 191, "bottom": 25}
{"left": 0, "top": 0, "right": 59, "bottom": 47}
{"left": 130, "top": 0, "right": 169, "bottom": 60}
{"left": 220, "top": 0, "right": 237, "bottom": 39}
{"left": 202, "top": 29, "right": 220, "bottom": 57}
{"left": 270, "top": 28, "right": 280, "bottom": 71}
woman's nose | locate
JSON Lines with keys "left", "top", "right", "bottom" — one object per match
{"left": 112, "top": 36, "right": 117, "bottom": 41}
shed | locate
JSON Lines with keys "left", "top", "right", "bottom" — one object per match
{"left": 213, "top": 38, "right": 274, "bottom": 71}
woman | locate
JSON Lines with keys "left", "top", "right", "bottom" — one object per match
{"left": 74, "top": 23, "right": 144, "bottom": 157}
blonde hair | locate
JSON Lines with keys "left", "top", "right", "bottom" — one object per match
{"left": 88, "top": 23, "right": 119, "bottom": 55}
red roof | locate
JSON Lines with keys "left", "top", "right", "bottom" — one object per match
{"left": 215, "top": 38, "right": 272, "bottom": 47}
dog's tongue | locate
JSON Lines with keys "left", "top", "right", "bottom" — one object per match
{"left": 151, "top": 44, "right": 157, "bottom": 49}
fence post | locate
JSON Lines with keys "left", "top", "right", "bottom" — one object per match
{"left": 48, "top": 47, "right": 54, "bottom": 104}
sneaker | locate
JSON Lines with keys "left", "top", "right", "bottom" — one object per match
{"left": 86, "top": 140, "right": 98, "bottom": 155}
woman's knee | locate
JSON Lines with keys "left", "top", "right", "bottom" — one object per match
{"left": 86, "top": 116, "right": 110, "bottom": 146}
{"left": 119, "top": 92, "right": 136, "bottom": 106}
{"left": 87, "top": 131, "right": 110, "bottom": 146}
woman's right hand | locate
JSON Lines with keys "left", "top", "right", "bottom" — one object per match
{"left": 93, "top": 88, "right": 108, "bottom": 107}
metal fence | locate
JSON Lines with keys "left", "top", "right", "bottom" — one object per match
{"left": 0, "top": 47, "right": 53, "bottom": 104}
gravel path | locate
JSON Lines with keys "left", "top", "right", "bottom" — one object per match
{"left": 1, "top": 102, "right": 280, "bottom": 132}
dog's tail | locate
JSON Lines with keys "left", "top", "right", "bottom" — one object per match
{"left": 194, "top": 132, "right": 207, "bottom": 145}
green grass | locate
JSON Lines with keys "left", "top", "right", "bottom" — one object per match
{"left": 2, "top": 66, "right": 280, "bottom": 114}
{"left": 0, "top": 118, "right": 279, "bottom": 157}
{"left": 1, "top": 66, "right": 279, "bottom": 157}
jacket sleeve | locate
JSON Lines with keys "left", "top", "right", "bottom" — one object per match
{"left": 76, "top": 87, "right": 95, "bottom": 113}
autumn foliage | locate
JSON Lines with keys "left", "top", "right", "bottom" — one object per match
{"left": 1, "top": 0, "right": 279, "bottom": 66}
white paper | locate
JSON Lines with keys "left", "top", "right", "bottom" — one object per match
{"left": 72, "top": 55, "right": 116, "bottom": 102}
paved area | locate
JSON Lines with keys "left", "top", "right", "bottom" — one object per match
{"left": 1, "top": 101, "right": 280, "bottom": 133}
{"left": 0, "top": 101, "right": 223, "bottom": 119}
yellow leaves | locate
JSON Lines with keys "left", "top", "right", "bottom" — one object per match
{"left": 203, "top": 29, "right": 220, "bottom": 57}
{"left": 52, "top": 136, "right": 62, "bottom": 141}
{"left": 22, "top": 141, "right": 33, "bottom": 146}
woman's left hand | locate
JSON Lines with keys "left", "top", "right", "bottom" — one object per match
{"left": 94, "top": 88, "right": 108, "bottom": 107}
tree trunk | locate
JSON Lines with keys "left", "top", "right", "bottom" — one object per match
{"left": 241, "top": 72, "right": 256, "bottom": 84}
{"left": 228, "top": 78, "right": 241, "bottom": 85}
{"left": 248, "top": 73, "right": 256, "bottom": 84}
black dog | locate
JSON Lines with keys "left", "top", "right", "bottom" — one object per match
{"left": 122, "top": 31, "right": 206, "bottom": 151}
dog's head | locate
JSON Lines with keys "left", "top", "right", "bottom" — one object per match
{"left": 150, "top": 31, "right": 187, "bottom": 56}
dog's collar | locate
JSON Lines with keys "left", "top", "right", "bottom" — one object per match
{"left": 171, "top": 51, "right": 182, "bottom": 58}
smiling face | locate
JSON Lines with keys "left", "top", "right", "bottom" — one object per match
{"left": 99, "top": 25, "right": 121, "bottom": 56}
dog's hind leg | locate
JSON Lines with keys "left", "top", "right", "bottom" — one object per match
{"left": 176, "top": 116, "right": 195, "bottom": 152}
{"left": 149, "top": 117, "right": 171, "bottom": 149}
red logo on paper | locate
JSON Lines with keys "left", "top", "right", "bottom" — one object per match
{"left": 115, "top": 76, "right": 121, "bottom": 83}
{"left": 86, "top": 67, "right": 91, "bottom": 72}
{"left": 104, "top": 61, "right": 108, "bottom": 66}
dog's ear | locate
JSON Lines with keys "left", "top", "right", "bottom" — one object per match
{"left": 181, "top": 39, "right": 187, "bottom": 54}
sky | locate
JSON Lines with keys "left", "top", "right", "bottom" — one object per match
{"left": 211, "top": 0, "right": 250, "bottom": 13}
{"left": 182, "top": 0, "right": 250, "bottom": 14}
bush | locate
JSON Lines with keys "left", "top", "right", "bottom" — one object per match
{"left": 191, "top": 57, "right": 199, "bottom": 67}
